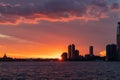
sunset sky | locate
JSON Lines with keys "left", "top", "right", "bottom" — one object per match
{"left": 0, "top": 0, "right": 120, "bottom": 58}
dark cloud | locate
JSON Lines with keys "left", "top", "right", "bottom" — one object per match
{"left": 111, "top": 3, "right": 120, "bottom": 10}
{"left": 0, "top": 0, "right": 119, "bottom": 24}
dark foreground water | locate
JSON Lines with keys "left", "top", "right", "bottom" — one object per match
{"left": 0, "top": 62, "right": 120, "bottom": 80}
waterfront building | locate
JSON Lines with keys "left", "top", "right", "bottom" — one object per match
{"left": 74, "top": 50, "right": 79, "bottom": 60}
{"left": 61, "top": 52, "right": 67, "bottom": 61}
{"left": 67, "top": 44, "right": 80, "bottom": 60}
{"left": 71, "top": 44, "right": 75, "bottom": 59}
{"left": 117, "top": 22, "right": 120, "bottom": 60}
{"left": 106, "top": 44, "right": 117, "bottom": 61}
{"left": 89, "top": 46, "right": 94, "bottom": 56}
{"left": 1, "top": 53, "right": 13, "bottom": 61}
{"left": 3, "top": 53, "right": 7, "bottom": 59}
{"left": 68, "top": 45, "right": 72, "bottom": 59}
{"left": 85, "top": 46, "right": 95, "bottom": 60}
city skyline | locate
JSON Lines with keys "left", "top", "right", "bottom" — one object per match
{"left": 0, "top": 0, "right": 120, "bottom": 58}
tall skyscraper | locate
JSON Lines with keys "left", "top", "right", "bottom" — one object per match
{"left": 89, "top": 46, "right": 94, "bottom": 55}
{"left": 117, "top": 22, "right": 120, "bottom": 59}
{"left": 68, "top": 45, "right": 72, "bottom": 59}
{"left": 74, "top": 50, "right": 79, "bottom": 59}
{"left": 71, "top": 44, "right": 75, "bottom": 59}
{"left": 68, "top": 44, "right": 79, "bottom": 60}
{"left": 68, "top": 44, "right": 75, "bottom": 59}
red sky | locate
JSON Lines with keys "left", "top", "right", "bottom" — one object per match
{"left": 0, "top": 0, "right": 120, "bottom": 58}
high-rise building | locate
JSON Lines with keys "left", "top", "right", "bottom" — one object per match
{"left": 68, "top": 44, "right": 75, "bottom": 60}
{"left": 117, "top": 22, "right": 120, "bottom": 60}
{"left": 85, "top": 46, "right": 95, "bottom": 60}
{"left": 71, "top": 44, "right": 75, "bottom": 59}
{"left": 106, "top": 44, "right": 117, "bottom": 61}
{"left": 74, "top": 50, "right": 79, "bottom": 60}
{"left": 89, "top": 46, "right": 94, "bottom": 55}
{"left": 68, "top": 44, "right": 79, "bottom": 60}
{"left": 68, "top": 45, "right": 72, "bottom": 59}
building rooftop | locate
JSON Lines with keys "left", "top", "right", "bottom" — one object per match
{"left": 118, "top": 22, "right": 120, "bottom": 25}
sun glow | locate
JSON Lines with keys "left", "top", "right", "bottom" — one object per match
{"left": 100, "top": 50, "right": 106, "bottom": 57}
{"left": 58, "top": 57, "right": 62, "bottom": 61}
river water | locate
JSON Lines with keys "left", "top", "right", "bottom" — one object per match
{"left": 0, "top": 62, "right": 120, "bottom": 80}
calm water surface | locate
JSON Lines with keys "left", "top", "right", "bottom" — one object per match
{"left": 0, "top": 62, "right": 120, "bottom": 80}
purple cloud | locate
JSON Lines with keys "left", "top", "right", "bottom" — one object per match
{"left": 0, "top": 0, "right": 119, "bottom": 24}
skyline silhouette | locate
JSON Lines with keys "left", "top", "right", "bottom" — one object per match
{"left": 0, "top": 22, "right": 120, "bottom": 61}
{"left": 2, "top": 22, "right": 120, "bottom": 61}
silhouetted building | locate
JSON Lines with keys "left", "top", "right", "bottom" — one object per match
{"left": 89, "top": 46, "right": 94, "bottom": 56}
{"left": 67, "top": 44, "right": 80, "bottom": 60}
{"left": 117, "top": 22, "right": 120, "bottom": 60}
{"left": 106, "top": 44, "right": 118, "bottom": 61}
{"left": 1, "top": 53, "right": 13, "bottom": 61}
{"left": 71, "top": 44, "right": 75, "bottom": 59}
{"left": 3, "top": 53, "right": 7, "bottom": 59}
{"left": 74, "top": 50, "right": 79, "bottom": 60}
{"left": 61, "top": 52, "right": 67, "bottom": 61}
{"left": 72, "top": 49, "right": 79, "bottom": 60}
{"left": 68, "top": 44, "right": 75, "bottom": 60}
{"left": 85, "top": 46, "right": 95, "bottom": 61}
{"left": 68, "top": 45, "right": 72, "bottom": 59}
{"left": 62, "top": 44, "right": 106, "bottom": 61}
